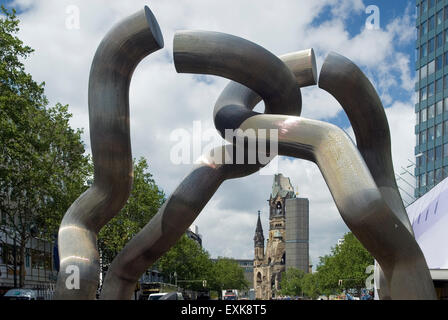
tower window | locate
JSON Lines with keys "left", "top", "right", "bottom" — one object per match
{"left": 276, "top": 202, "right": 282, "bottom": 215}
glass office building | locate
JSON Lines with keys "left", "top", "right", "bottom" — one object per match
{"left": 415, "top": 0, "right": 448, "bottom": 198}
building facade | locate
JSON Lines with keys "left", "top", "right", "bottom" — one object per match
{"left": 253, "top": 174, "right": 309, "bottom": 300}
{"left": 0, "top": 231, "right": 57, "bottom": 298}
{"left": 415, "top": 0, "right": 448, "bottom": 198}
{"left": 186, "top": 224, "right": 202, "bottom": 247}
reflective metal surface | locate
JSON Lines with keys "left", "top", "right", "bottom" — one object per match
{"left": 99, "top": 35, "right": 317, "bottom": 300}
{"left": 318, "top": 52, "right": 435, "bottom": 299}
{"left": 54, "top": 6, "right": 164, "bottom": 299}
{"left": 54, "top": 7, "right": 435, "bottom": 300}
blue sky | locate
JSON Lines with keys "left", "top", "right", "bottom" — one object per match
{"left": 0, "top": 0, "right": 416, "bottom": 130}
{"left": 0, "top": 0, "right": 418, "bottom": 263}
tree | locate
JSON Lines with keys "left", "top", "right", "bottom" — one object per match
{"left": 301, "top": 272, "right": 320, "bottom": 299}
{"left": 98, "top": 157, "right": 165, "bottom": 270}
{"left": 208, "top": 257, "right": 249, "bottom": 298}
{"left": 279, "top": 268, "right": 305, "bottom": 297}
{"left": 157, "top": 235, "right": 212, "bottom": 291}
{"left": 0, "top": 6, "right": 91, "bottom": 287}
{"left": 315, "top": 232, "right": 374, "bottom": 296}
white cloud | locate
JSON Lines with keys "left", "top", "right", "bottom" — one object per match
{"left": 10, "top": 0, "right": 416, "bottom": 267}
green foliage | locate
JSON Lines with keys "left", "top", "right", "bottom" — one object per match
{"left": 279, "top": 268, "right": 305, "bottom": 296}
{"left": 0, "top": 6, "right": 91, "bottom": 287}
{"left": 98, "top": 157, "right": 165, "bottom": 266}
{"left": 155, "top": 237, "right": 249, "bottom": 294}
{"left": 157, "top": 235, "right": 212, "bottom": 291}
{"left": 278, "top": 232, "right": 374, "bottom": 299}
{"left": 315, "top": 232, "right": 374, "bottom": 295}
{"left": 208, "top": 257, "right": 249, "bottom": 295}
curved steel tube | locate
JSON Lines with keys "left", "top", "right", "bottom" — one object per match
{"left": 54, "top": 6, "right": 164, "bottom": 299}
{"left": 173, "top": 30, "right": 302, "bottom": 117}
{"left": 318, "top": 52, "right": 435, "bottom": 299}
{"left": 239, "top": 115, "right": 436, "bottom": 300}
{"left": 172, "top": 36, "right": 434, "bottom": 299}
{"left": 99, "top": 39, "right": 316, "bottom": 299}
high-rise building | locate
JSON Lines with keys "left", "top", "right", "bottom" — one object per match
{"left": 415, "top": 0, "right": 448, "bottom": 198}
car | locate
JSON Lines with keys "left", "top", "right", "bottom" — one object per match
{"left": 2, "top": 289, "right": 37, "bottom": 300}
{"left": 148, "top": 292, "right": 168, "bottom": 300}
{"left": 158, "top": 292, "right": 184, "bottom": 300}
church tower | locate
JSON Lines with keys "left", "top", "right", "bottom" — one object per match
{"left": 253, "top": 210, "right": 265, "bottom": 266}
{"left": 253, "top": 173, "right": 309, "bottom": 300}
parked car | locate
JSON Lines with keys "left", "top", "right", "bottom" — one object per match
{"left": 158, "top": 292, "right": 184, "bottom": 300}
{"left": 2, "top": 289, "right": 37, "bottom": 300}
{"left": 148, "top": 292, "right": 168, "bottom": 300}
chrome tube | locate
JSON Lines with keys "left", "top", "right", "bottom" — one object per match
{"left": 54, "top": 6, "right": 164, "bottom": 299}
{"left": 99, "top": 39, "right": 316, "bottom": 299}
{"left": 173, "top": 30, "right": 302, "bottom": 116}
{"left": 318, "top": 52, "right": 435, "bottom": 299}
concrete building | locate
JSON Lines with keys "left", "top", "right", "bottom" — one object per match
{"left": 186, "top": 224, "right": 202, "bottom": 247}
{"left": 0, "top": 231, "right": 57, "bottom": 299}
{"left": 253, "top": 174, "right": 309, "bottom": 300}
{"left": 285, "top": 198, "right": 309, "bottom": 273}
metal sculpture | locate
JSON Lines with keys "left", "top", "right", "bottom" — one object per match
{"left": 55, "top": 6, "right": 436, "bottom": 300}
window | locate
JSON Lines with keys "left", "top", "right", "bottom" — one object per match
{"left": 429, "top": 16, "right": 435, "bottom": 31}
{"left": 428, "top": 82, "right": 435, "bottom": 98}
{"left": 436, "top": 123, "right": 443, "bottom": 137}
{"left": 429, "top": 126, "right": 435, "bottom": 142}
{"left": 418, "top": 153, "right": 427, "bottom": 168}
{"left": 428, "top": 148, "right": 435, "bottom": 161}
{"left": 422, "top": 21, "right": 428, "bottom": 36}
{"left": 422, "top": 44, "right": 428, "bottom": 58}
{"left": 421, "top": 87, "right": 428, "bottom": 101}
{"left": 437, "top": 100, "right": 443, "bottom": 114}
{"left": 429, "top": 127, "right": 435, "bottom": 143}
{"left": 436, "top": 168, "right": 443, "bottom": 183}
{"left": 421, "top": 64, "right": 428, "bottom": 79}
{"left": 436, "top": 145, "right": 443, "bottom": 160}
{"left": 445, "top": 5, "right": 448, "bottom": 20}
{"left": 436, "top": 55, "right": 443, "bottom": 70}
{"left": 445, "top": 74, "right": 448, "bottom": 89}
{"left": 429, "top": 104, "right": 435, "bottom": 118}
{"left": 438, "top": 10, "right": 444, "bottom": 25}
{"left": 429, "top": 38, "right": 435, "bottom": 54}
{"left": 423, "top": 0, "right": 428, "bottom": 15}
{"left": 436, "top": 78, "right": 443, "bottom": 93}
{"left": 428, "top": 170, "right": 435, "bottom": 186}
{"left": 421, "top": 108, "right": 427, "bottom": 122}
{"left": 421, "top": 172, "right": 427, "bottom": 187}
{"left": 428, "top": 60, "right": 435, "bottom": 74}
{"left": 437, "top": 33, "right": 444, "bottom": 49}
{"left": 417, "top": 111, "right": 420, "bottom": 125}
{"left": 429, "top": 0, "right": 435, "bottom": 10}
{"left": 444, "top": 143, "right": 448, "bottom": 156}
{"left": 420, "top": 130, "right": 427, "bottom": 144}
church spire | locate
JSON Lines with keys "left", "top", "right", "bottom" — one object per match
{"left": 254, "top": 210, "right": 264, "bottom": 247}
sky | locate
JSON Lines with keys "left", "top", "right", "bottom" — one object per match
{"left": 0, "top": 0, "right": 417, "bottom": 267}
